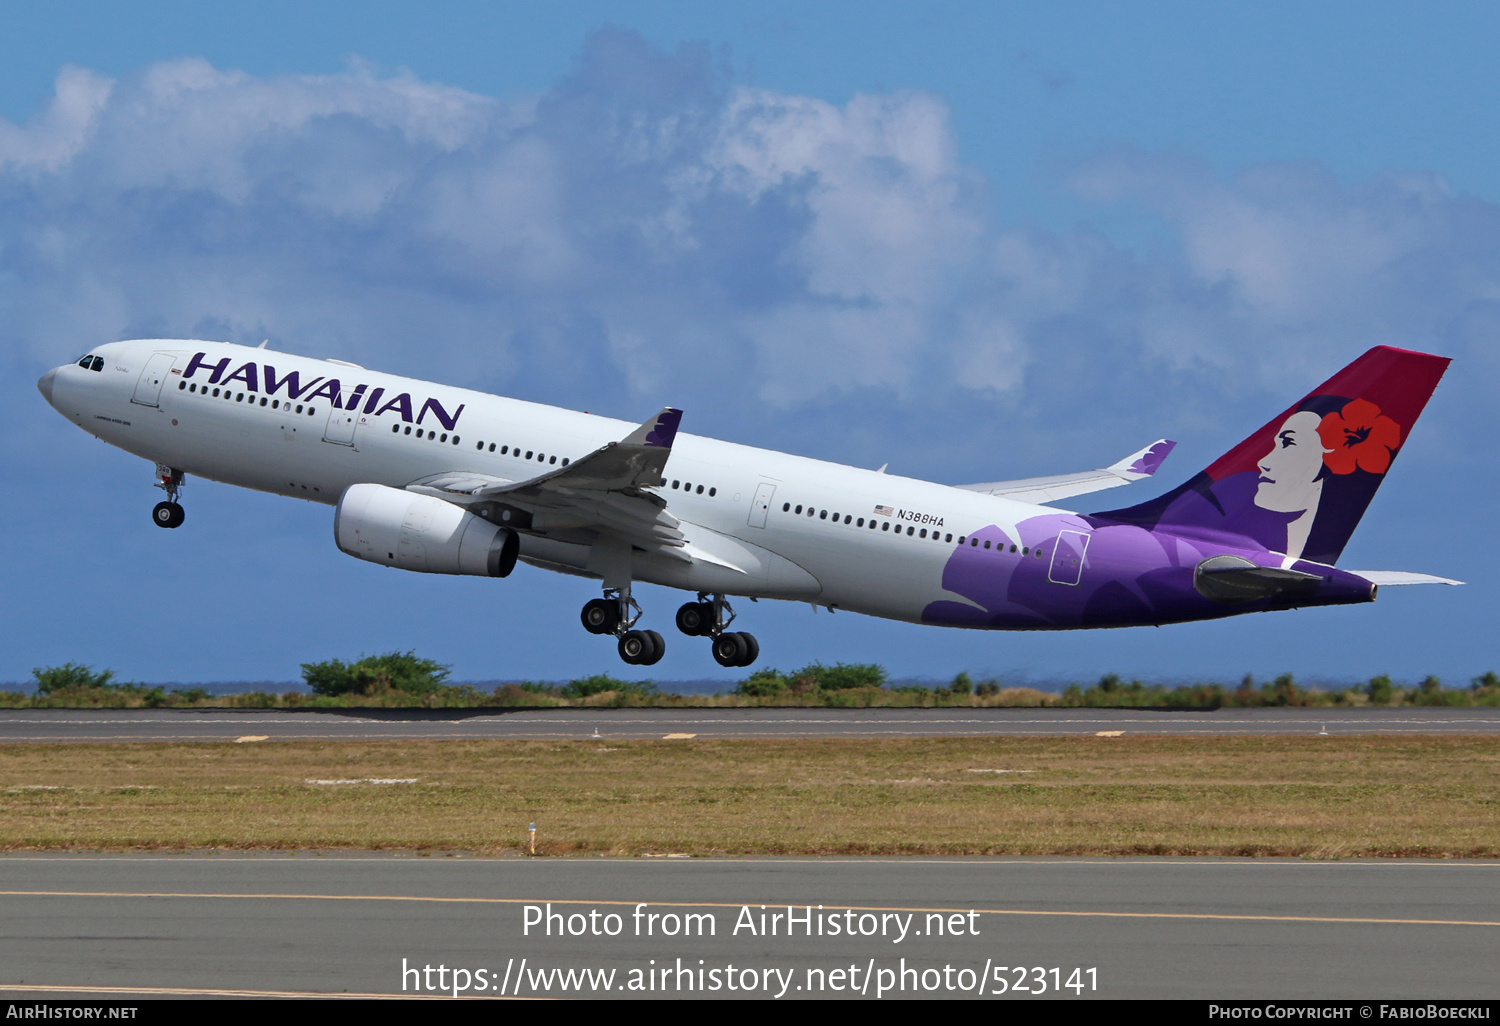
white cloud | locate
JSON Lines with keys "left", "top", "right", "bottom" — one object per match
{"left": 4, "top": 30, "right": 1500, "bottom": 440}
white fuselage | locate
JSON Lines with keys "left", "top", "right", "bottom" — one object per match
{"left": 43, "top": 340, "right": 1063, "bottom": 625}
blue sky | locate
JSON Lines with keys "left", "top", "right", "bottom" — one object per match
{"left": 3, "top": 2, "right": 1496, "bottom": 687}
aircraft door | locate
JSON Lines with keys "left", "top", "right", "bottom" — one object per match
{"left": 1047, "top": 530, "right": 1091, "bottom": 586}
{"left": 323, "top": 404, "right": 358, "bottom": 446}
{"left": 130, "top": 353, "right": 177, "bottom": 407}
{"left": 748, "top": 482, "right": 776, "bottom": 528}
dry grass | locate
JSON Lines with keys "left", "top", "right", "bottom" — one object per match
{"left": 0, "top": 735, "right": 1496, "bottom": 857}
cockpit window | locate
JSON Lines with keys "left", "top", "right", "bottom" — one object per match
{"left": 77, "top": 355, "right": 92, "bottom": 368}
{"left": 89, "top": 357, "right": 104, "bottom": 371}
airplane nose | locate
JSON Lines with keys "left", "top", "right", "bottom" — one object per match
{"left": 37, "top": 368, "right": 57, "bottom": 405}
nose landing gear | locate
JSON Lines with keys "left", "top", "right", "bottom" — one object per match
{"left": 677, "top": 594, "right": 758, "bottom": 667}
{"left": 152, "top": 464, "right": 185, "bottom": 529}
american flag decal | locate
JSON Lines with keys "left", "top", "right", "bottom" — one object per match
{"left": 873, "top": 505, "right": 894, "bottom": 516}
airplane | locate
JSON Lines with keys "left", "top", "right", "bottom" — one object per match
{"left": 37, "top": 340, "right": 1458, "bottom": 667}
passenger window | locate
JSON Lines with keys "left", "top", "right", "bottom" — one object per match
{"left": 794, "top": 505, "right": 802, "bottom": 514}
{"left": 708, "top": 488, "right": 715, "bottom": 496}
{"left": 1023, "top": 547, "right": 1030, "bottom": 556}
{"left": 501, "top": 445, "right": 508, "bottom": 455}
{"left": 404, "top": 426, "right": 412, "bottom": 435}
{"left": 882, "top": 522, "right": 890, "bottom": 532}
{"left": 440, "top": 433, "right": 448, "bottom": 442}
{"left": 673, "top": 481, "right": 680, "bottom": 489}
{"left": 562, "top": 458, "right": 570, "bottom": 466}
{"left": 178, "top": 382, "right": 185, "bottom": 390}
{"left": 907, "top": 526, "right": 914, "bottom": 536}
{"left": 213, "top": 388, "right": 221, "bottom": 397}
{"left": 526, "top": 451, "right": 533, "bottom": 459}
{"left": 490, "top": 444, "right": 497, "bottom": 452}
{"left": 944, "top": 534, "right": 952, "bottom": 542}
{"left": 476, "top": 441, "right": 484, "bottom": 450}
{"left": 819, "top": 510, "right": 827, "bottom": 520}
{"left": 190, "top": 383, "right": 197, "bottom": 392}
{"left": 550, "top": 456, "right": 557, "bottom": 464}
{"left": 683, "top": 482, "right": 691, "bottom": 491}
{"left": 856, "top": 518, "right": 864, "bottom": 527}
{"left": 919, "top": 529, "right": 927, "bottom": 538}
{"left": 783, "top": 503, "right": 791, "bottom": 512}
{"left": 260, "top": 397, "right": 267, "bottom": 406}
{"left": 272, "top": 399, "right": 279, "bottom": 409}
{"left": 308, "top": 407, "right": 315, "bottom": 415}
{"left": 393, "top": 425, "right": 400, "bottom": 433}
{"left": 452, "top": 437, "right": 460, "bottom": 445}
{"left": 984, "top": 540, "right": 992, "bottom": 549}
{"left": 807, "top": 508, "right": 815, "bottom": 517}
{"left": 843, "top": 515, "right": 851, "bottom": 524}
{"left": 236, "top": 393, "right": 244, "bottom": 402}
{"left": 1010, "top": 544, "right": 1018, "bottom": 553}
{"left": 695, "top": 484, "right": 703, "bottom": 494}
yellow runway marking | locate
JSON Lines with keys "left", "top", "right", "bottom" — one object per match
{"left": 0, "top": 890, "right": 1495, "bottom": 928}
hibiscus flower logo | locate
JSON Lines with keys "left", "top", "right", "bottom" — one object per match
{"left": 1317, "top": 398, "right": 1402, "bottom": 475}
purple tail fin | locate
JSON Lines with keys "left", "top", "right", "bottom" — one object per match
{"left": 1093, "top": 346, "right": 1450, "bottom": 564}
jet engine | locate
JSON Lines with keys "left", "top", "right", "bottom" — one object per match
{"left": 334, "top": 483, "right": 519, "bottom": 578}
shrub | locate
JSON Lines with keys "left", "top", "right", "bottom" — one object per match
{"left": 1367, "top": 674, "right": 1394, "bottom": 705}
{"left": 33, "top": 663, "right": 115, "bottom": 694}
{"left": 795, "top": 662, "right": 887, "bottom": 691}
{"left": 736, "top": 669, "right": 790, "bottom": 697}
{"left": 949, "top": 671, "right": 973, "bottom": 695}
{"left": 301, "top": 651, "right": 451, "bottom": 696}
{"left": 560, "top": 674, "right": 658, "bottom": 698}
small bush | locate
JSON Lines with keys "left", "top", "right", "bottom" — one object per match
{"left": 737, "top": 669, "right": 790, "bottom": 697}
{"left": 33, "top": 663, "right": 115, "bottom": 694}
{"left": 301, "top": 651, "right": 451, "bottom": 696}
{"left": 560, "top": 674, "right": 658, "bottom": 699}
{"left": 1367, "top": 674, "right": 1394, "bottom": 705}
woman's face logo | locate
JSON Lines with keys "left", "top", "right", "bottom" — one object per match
{"left": 1256, "top": 410, "right": 1329, "bottom": 515}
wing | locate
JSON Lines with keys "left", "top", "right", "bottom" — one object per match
{"left": 957, "top": 439, "right": 1176, "bottom": 505}
{"left": 406, "top": 407, "right": 706, "bottom": 562}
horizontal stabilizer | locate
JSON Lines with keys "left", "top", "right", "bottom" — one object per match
{"left": 958, "top": 439, "right": 1176, "bottom": 506}
{"left": 1348, "top": 570, "right": 1464, "bottom": 586}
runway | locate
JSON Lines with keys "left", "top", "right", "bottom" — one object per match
{"left": 0, "top": 855, "right": 1495, "bottom": 999}
{"left": 0, "top": 706, "right": 1497, "bottom": 742}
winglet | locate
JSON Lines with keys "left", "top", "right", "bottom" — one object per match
{"left": 1109, "top": 439, "right": 1176, "bottom": 479}
{"left": 623, "top": 408, "right": 683, "bottom": 448}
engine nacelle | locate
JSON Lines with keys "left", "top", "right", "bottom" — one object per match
{"left": 335, "top": 483, "right": 519, "bottom": 577}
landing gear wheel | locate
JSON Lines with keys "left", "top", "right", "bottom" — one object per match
{"left": 639, "top": 630, "right": 665, "bottom": 666}
{"left": 581, "top": 598, "right": 619, "bottom": 635}
{"left": 675, "top": 601, "right": 714, "bottom": 636}
{"left": 152, "top": 501, "right": 185, "bottom": 529}
{"left": 618, "top": 629, "right": 659, "bottom": 665}
{"left": 712, "top": 632, "right": 749, "bottom": 668}
{"left": 735, "top": 632, "right": 759, "bottom": 667}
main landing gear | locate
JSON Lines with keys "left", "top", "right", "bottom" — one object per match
{"left": 579, "top": 590, "right": 760, "bottom": 667}
{"left": 151, "top": 464, "right": 185, "bottom": 529}
{"left": 676, "top": 595, "right": 759, "bottom": 668}
{"left": 580, "top": 591, "right": 665, "bottom": 667}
